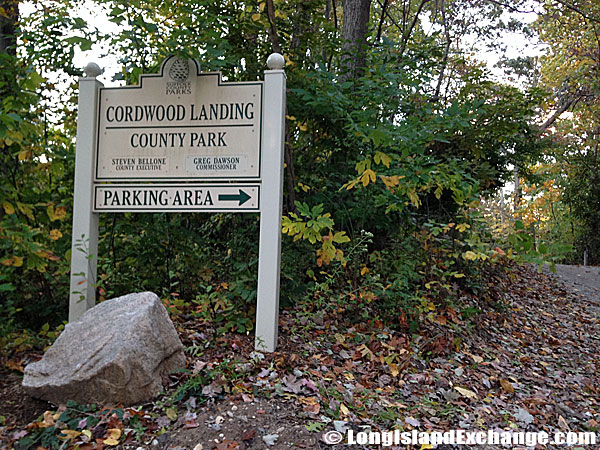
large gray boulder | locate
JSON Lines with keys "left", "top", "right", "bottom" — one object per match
{"left": 23, "top": 292, "right": 186, "bottom": 405}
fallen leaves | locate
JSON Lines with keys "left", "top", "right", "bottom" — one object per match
{"left": 499, "top": 378, "right": 515, "bottom": 394}
{"left": 454, "top": 386, "right": 478, "bottom": 400}
{"left": 6, "top": 264, "right": 600, "bottom": 450}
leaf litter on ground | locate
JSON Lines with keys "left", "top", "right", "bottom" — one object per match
{"left": 1, "top": 263, "right": 599, "bottom": 449}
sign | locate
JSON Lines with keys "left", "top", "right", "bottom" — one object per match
{"left": 95, "top": 57, "right": 263, "bottom": 181}
{"left": 70, "top": 53, "right": 286, "bottom": 353}
{"left": 93, "top": 184, "right": 259, "bottom": 212}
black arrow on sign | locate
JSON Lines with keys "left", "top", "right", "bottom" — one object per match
{"left": 218, "top": 189, "right": 252, "bottom": 206}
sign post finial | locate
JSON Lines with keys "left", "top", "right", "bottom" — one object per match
{"left": 83, "top": 62, "right": 102, "bottom": 78}
{"left": 266, "top": 53, "right": 285, "bottom": 70}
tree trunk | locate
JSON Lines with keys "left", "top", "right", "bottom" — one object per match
{"left": 513, "top": 166, "right": 521, "bottom": 215}
{"left": 0, "top": 0, "right": 19, "bottom": 56}
{"left": 341, "top": 0, "right": 371, "bottom": 79}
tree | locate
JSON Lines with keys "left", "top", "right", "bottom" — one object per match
{"left": 535, "top": 1, "right": 600, "bottom": 263}
{"left": 341, "top": 0, "right": 371, "bottom": 78}
{"left": 0, "top": 0, "right": 563, "bottom": 334}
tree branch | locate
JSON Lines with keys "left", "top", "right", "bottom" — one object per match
{"left": 265, "top": 0, "right": 282, "bottom": 54}
{"left": 553, "top": 0, "right": 600, "bottom": 24}
{"left": 399, "top": 0, "right": 432, "bottom": 57}
{"left": 538, "top": 94, "right": 581, "bottom": 134}
{"left": 376, "top": 0, "right": 390, "bottom": 43}
{"left": 483, "top": 0, "right": 538, "bottom": 15}
{"left": 432, "top": 0, "right": 451, "bottom": 102}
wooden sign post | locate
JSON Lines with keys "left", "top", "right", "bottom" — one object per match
{"left": 70, "top": 54, "right": 286, "bottom": 352}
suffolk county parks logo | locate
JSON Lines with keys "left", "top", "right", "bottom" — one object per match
{"left": 166, "top": 57, "right": 192, "bottom": 95}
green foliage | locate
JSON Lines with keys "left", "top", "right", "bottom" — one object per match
{"left": 0, "top": 0, "right": 567, "bottom": 338}
{"left": 534, "top": 1, "right": 600, "bottom": 264}
{"left": 282, "top": 201, "right": 350, "bottom": 266}
{"left": 0, "top": 48, "right": 75, "bottom": 333}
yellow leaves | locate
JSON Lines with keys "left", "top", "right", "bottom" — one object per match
{"left": 285, "top": 114, "right": 307, "bottom": 130}
{"left": 40, "top": 411, "right": 59, "bottom": 428}
{"left": 317, "top": 241, "right": 345, "bottom": 267}
{"left": 355, "top": 158, "right": 371, "bottom": 174}
{"left": 454, "top": 386, "right": 478, "bottom": 400}
{"left": 283, "top": 207, "right": 349, "bottom": 267}
{"left": 2, "top": 256, "right": 23, "bottom": 267}
{"left": 284, "top": 54, "right": 294, "bottom": 67}
{"left": 374, "top": 151, "right": 391, "bottom": 168}
{"left": 469, "top": 353, "right": 484, "bottom": 364}
{"left": 380, "top": 174, "right": 403, "bottom": 189}
{"left": 165, "top": 407, "right": 178, "bottom": 421}
{"left": 360, "top": 265, "right": 370, "bottom": 276}
{"left": 17, "top": 202, "right": 34, "bottom": 220}
{"left": 58, "top": 429, "right": 81, "bottom": 440}
{"left": 50, "top": 229, "right": 63, "bottom": 240}
{"left": 407, "top": 188, "right": 420, "bottom": 207}
{"left": 356, "top": 344, "right": 375, "bottom": 360}
{"left": 463, "top": 251, "right": 478, "bottom": 261}
{"left": 345, "top": 157, "right": 406, "bottom": 190}
{"left": 18, "top": 150, "right": 31, "bottom": 161}
{"left": 499, "top": 378, "right": 515, "bottom": 394}
{"left": 4, "top": 130, "right": 23, "bottom": 146}
{"left": 36, "top": 249, "right": 60, "bottom": 262}
{"left": 103, "top": 428, "right": 122, "bottom": 446}
{"left": 3, "top": 202, "right": 15, "bottom": 215}
{"left": 360, "top": 169, "right": 376, "bottom": 187}
{"left": 339, "top": 403, "right": 350, "bottom": 416}
{"left": 456, "top": 223, "right": 470, "bottom": 232}
{"left": 463, "top": 250, "right": 487, "bottom": 261}
{"left": 343, "top": 177, "right": 361, "bottom": 190}
{"left": 3, "top": 201, "right": 38, "bottom": 221}
{"left": 297, "top": 181, "right": 310, "bottom": 192}
{"left": 47, "top": 204, "right": 67, "bottom": 221}
{"left": 251, "top": 12, "right": 261, "bottom": 21}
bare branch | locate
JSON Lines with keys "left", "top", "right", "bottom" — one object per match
{"left": 432, "top": 0, "right": 451, "bottom": 102}
{"left": 538, "top": 94, "right": 581, "bottom": 134}
{"left": 483, "top": 0, "right": 538, "bottom": 15}
{"left": 376, "top": 0, "right": 390, "bottom": 43}
{"left": 398, "top": 0, "right": 432, "bottom": 56}
{"left": 265, "top": 0, "right": 282, "bottom": 54}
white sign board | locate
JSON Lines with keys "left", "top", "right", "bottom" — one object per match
{"left": 70, "top": 54, "right": 286, "bottom": 353}
{"left": 94, "top": 184, "right": 259, "bottom": 212}
{"left": 95, "top": 57, "right": 263, "bottom": 181}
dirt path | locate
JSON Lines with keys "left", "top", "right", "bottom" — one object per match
{"left": 545, "top": 264, "right": 600, "bottom": 313}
